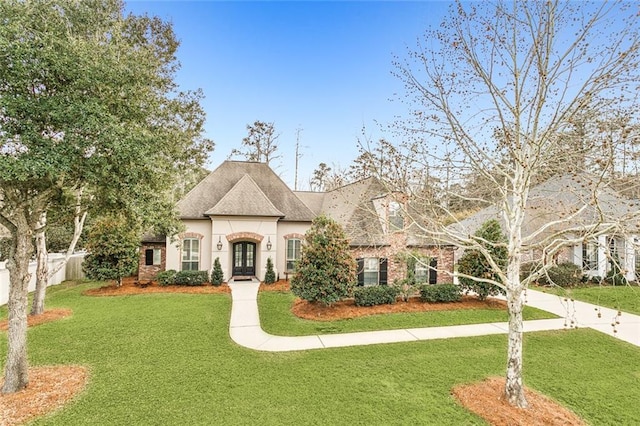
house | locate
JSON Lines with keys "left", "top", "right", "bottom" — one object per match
{"left": 451, "top": 174, "right": 640, "bottom": 281}
{"left": 138, "top": 161, "right": 454, "bottom": 284}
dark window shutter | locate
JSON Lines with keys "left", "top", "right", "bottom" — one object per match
{"left": 145, "top": 249, "right": 154, "bottom": 266}
{"left": 357, "top": 258, "right": 364, "bottom": 286}
{"left": 429, "top": 258, "right": 438, "bottom": 284}
{"left": 379, "top": 258, "right": 388, "bottom": 285}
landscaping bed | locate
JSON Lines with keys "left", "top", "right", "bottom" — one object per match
{"left": 83, "top": 276, "right": 230, "bottom": 296}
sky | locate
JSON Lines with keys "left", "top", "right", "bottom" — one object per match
{"left": 124, "top": 1, "right": 451, "bottom": 189}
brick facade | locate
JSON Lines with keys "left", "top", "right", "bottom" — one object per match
{"left": 138, "top": 242, "right": 167, "bottom": 281}
{"left": 226, "top": 232, "right": 264, "bottom": 242}
{"left": 350, "top": 231, "right": 455, "bottom": 284}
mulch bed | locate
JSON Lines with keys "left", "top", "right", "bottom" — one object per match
{"left": 83, "top": 276, "right": 230, "bottom": 296}
{"left": 0, "top": 309, "right": 73, "bottom": 332}
{"left": 452, "top": 377, "right": 585, "bottom": 425}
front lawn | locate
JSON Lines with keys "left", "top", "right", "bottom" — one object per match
{"left": 259, "top": 291, "right": 556, "bottom": 336}
{"left": 541, "top": 284, "right": 640, "bottom": 315}
{"left": 1, "top": 281, "right": 639, "bottom": 425}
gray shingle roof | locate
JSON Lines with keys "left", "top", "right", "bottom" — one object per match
{"left": 205, "top": 174, "right": 284, "bottom": 217}
{"left": 452, "top": 173, "right": 640, "bottom": 240}
{"left": 177, "top": 161, "right": 316, "bottom": 221}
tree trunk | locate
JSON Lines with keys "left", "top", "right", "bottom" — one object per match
{"left": 2, "top": 219, "right": 34, "bottom": 394}
{"left": 505, "top": 285, "right": 528, "bottom": 408}
{"left": 31, "top": 212, "right": 48, "bottom": 316}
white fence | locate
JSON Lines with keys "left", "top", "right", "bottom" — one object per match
{"left": 0, "top": 253, "right": 85, "bottom": 307}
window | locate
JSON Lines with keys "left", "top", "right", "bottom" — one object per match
{"left": 145, "top": 248, "right": 161, "bottom": 266}
{"left": 286, "top": 238, "right": 301, "bottom": 271}
{"left": 414, "top": 259, "right": 429, "bottom": 283}
{"left": 182, "top": 238, "right": 199, "bottom": 271}
{"left": 357, "top": 258, "right": 388, "bottom": 286}
{"left": 413, "top": 257, "right": 438, "bottom": 284}
{"left": 388, "top": 201, "right": 404, "bottom": 231}
{"left": 582, "top": 240, "right": 598, "bottom": 271}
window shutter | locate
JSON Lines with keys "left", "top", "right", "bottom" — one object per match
{"left": 357, "top": 258, "right": 364, "bottom": 286}
{"left": 429, "top": 258, "right": 438, "bottom": 284}
{"left": 379, "top": 258, "right": 388, "bottom": 285}
{"left": 145, "top": 249, "right": 154, "bottom": 266}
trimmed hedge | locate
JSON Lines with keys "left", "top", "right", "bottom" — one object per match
{"left": 420, "top": 284, "right": 461, "bottom": 303}
{"left": 354, "top": 285, "right": 397, "bottom": 306}
{"left": 174, "top": 270, "right": 209, "bottom": 286}
{"left": 157, "top": 270, "right": 177, "bottom": 286}
{"left": 538, "top": 262, "right": 582, "bottom": 288}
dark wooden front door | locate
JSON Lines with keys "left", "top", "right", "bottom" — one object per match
{"left": 232, "top": 242, "right": 256, "bottom": 276}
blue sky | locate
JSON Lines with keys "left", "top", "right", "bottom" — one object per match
{"left": 124, "top": 1, "right": 450, "bottom": 189}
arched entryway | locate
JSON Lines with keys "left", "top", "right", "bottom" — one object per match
{"left": 232, "top": 242, "right": 256, "bottom": 277}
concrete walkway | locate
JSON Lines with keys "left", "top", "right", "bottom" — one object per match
{"left": 229, "top": 282, "right": 638, "bottom": 352}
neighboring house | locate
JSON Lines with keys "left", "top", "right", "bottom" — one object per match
{"left": 138, "top": 161, "right": 454, "bottom": 284}
{"left": 452, "top": 174, "right": 640, "bottom": 282}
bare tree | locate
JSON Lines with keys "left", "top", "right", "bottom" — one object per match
{"left": 309, "top": 162, "right": 349, "bottom": 192}
{"left": 395, "top": 0, "right": 640, "bottom": 408}
{"left": 232, "top": 120, "right": 281, "bottom": 166}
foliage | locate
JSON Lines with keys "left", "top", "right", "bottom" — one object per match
{"left": 82, "top": 215, "right": 140, "bottom": 286}
{"left": 605, "top": 255, "right": 628, "bottom": 286}
{"left": 232, "top": 120, "right": 281, "bottom": 165}
{"left": 392, "top": 278, "right": 420, "bottom": 302}
{"left": 157, "top": 270, "right": 177, "bottom": 286}
{"left": 174, "top": 270, "right": 209, "bottom": 286}
{"left": 538, "top": 262, "right": 583, "bottom": 288}
{"left": 290, "top": 215, "right": 356, "bottom": 306}
{"left": 211, "top": 258, "right": 224, "bottom": 286}
{"left": 457, "top": 220, "right": 507, "bottom": 300}
{"left": 420, "top": 284, "right": 461, "bottom": 303}
{"left": 354, "top": 286, "right": 398, "bottom": 307}
{"left": 0, "top": 0, "right": 212, "bottom": 392}
{"left": 264, "top": 257, "right": 276, "bottom": 284}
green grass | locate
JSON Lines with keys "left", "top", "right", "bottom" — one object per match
{"left": 259, "top": 291, "right": 555, "bottom": 336}
{"left": 541, "top": 285, "right": 640, "bottom": 315}
{"left": 0, "top": 281, "right": 639, "bottom": 425}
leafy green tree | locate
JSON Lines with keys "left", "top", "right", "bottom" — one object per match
{"left": 82, "top": 215, "right": 139, "bottom": 287}
{"left": 211, "top": 257, "right": 224, "bottom": 286}
{"left": 264, "top": 257, "right": 276, "bottom": 284}
{"left": 290, "top": 215, "right": 356, "bottom": 306}
{"left": 0, "top": 0, "right": 212, "bottom": 393}
{"left": 457, "top": 220, "right": 507, "bottom": 301}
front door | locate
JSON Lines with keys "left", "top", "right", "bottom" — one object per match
{"left": 232, "top": 242, "right": 256, "bottom": 276}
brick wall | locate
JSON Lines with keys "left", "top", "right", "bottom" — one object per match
{"left": 350, "top": 231, "right": 455, "bottom": 284}
{"left": 138, "top": 243, "right": 166, "bottom": 281}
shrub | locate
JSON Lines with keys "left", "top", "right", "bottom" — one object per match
{"left": 539, "top": 262, "right": 582, "bottom": 288}
{"left": 157, "top": 270, "right": 177, "bottom": 286}
{"left": 82, "top": 214, "right": 139, "bottom": 286}
{"left": 392, "top": 278, "right": 420, "bottom": 302}
{"left": 354, "top": 285, "right": 397, "bottom": 306}
{"left": 420, "top": 284, "right": 461, "bottom": 303}
{"left": 520, "top": 262, "right": 542, "bottom": 284}
{"left": 211, "top": 258, "right": 224, "bottom": 286}
{"left": 174, "top": 270, "right": 209, "bottom": 286}
{"left": 290, "top": 215, "right": 356, "bottom": 306}
{"left": 264, "top": 257, "right": 276, "bottom": 284}
{"left": 456, "top": 219, "right": 507, "bottom": 300}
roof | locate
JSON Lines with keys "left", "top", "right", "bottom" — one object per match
{"left": 320, "top": 177, "right": 389, "bottom": 246}
{"left": 178, "top": 161, "right": 316, "bottom": 221}
{"left": 452, "top": 173, "right": 640, "bottom": 241}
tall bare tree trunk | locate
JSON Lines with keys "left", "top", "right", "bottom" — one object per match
{"left": 2, "top": 218, "right": 34, "bottom": 394}
{"left": 31, "top": 212, "right": 48, "bottom": 316}
{"left": 505, "top": 285, "right": 527, "bottom": 407}
{"left": 503, "top": 166, "right": 528, "bottom": 408}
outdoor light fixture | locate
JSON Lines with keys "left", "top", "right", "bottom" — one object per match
{"left": 217, "top": 236, "right": 223, "bottom": 251}
{"left": 266, "top": 236, "right": 272, "bottom": 251}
